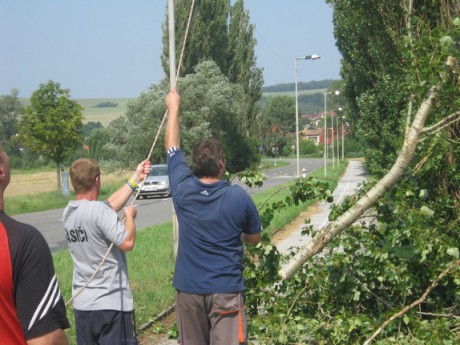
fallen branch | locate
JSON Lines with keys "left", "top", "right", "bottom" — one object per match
{"left": 279, "top": 56, "right": 456, "bottom": 280}
{"left": 363, "top": 259, "right": 460, "bottom": 345}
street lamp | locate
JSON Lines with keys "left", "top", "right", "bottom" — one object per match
{"left": 336, "top": 107, "right": 343, "bottom": 167}
{"left": 342, "top": 117, "right": 347, "bottom": 161}
{"left": 323, "top": 90, "right": 339, "bottom": 177}
{"left": 295, "top": 54, "right": 320, "bottom": 177}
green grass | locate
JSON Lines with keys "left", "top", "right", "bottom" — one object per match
{"left": 52, "top": 161, "right": 348, "bottom": 344}
{"left": 56, "top": 223, "right": 175, "bottom": 343}
{"left": 253, "top": 161, "right": 348, "bottom": 236}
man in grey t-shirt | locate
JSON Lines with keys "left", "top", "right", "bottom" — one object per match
{"left": 63, "top": 158, "right": 150, "bottom": 345}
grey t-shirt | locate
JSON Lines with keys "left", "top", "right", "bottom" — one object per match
{"left": 63, "top": 200, "right": 134, "bottom": 311}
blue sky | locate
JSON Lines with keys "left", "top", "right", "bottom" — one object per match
{"left": 0, "top": 0, "right": 342, "bottom": 98}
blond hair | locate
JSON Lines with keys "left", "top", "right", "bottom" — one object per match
{"left": 70, "top": 158, "right": 100, "bottom": 194}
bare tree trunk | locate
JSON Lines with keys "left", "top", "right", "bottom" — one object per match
{"left": 279, "top": 57, "right": 457, "bottom": 280}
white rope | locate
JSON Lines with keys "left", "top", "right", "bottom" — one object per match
{"left": 65, "top": 0, "right": 196, "bottom": 307}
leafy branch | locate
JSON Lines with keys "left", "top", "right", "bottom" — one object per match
{"left": 364, "top": 259, "right": 460, "bottom": 344}
{"left": 280, "top": 56, "right": 458, "bottom": 279}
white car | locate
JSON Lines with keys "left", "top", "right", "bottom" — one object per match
{"left": 136, "top": 164, "right": 170, "bottom": 198}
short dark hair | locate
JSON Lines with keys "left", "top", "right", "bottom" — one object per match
{"left": 191, "top": 138, "right": 224, "bottom": 178}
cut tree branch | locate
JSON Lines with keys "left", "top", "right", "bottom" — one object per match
{"left": 279, "top": 56, "right": 456, "bottom": 280}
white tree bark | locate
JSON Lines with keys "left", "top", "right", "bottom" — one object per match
{"left": 279, "top": 57, "right": 457, "bottom": 280}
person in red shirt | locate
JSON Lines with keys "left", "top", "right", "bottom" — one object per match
{"left": 0, "top": 141, "right": 70, "bottom": 345}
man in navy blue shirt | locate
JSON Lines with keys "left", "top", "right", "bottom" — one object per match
{"left": 165, "top": 88, "right": 261, "bottom": 345}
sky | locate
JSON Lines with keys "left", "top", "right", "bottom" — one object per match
{"left": 0, "top": 0, "right": 342, "bottom": 99}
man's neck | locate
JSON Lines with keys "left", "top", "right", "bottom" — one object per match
{"left": 199, "top": 176, "right": 221, "bottom": 184}
{"left": 76, "top": 190, "right": 98, "bottom": 201}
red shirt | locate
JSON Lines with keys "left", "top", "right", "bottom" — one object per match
{"left": 0, "top": 221, "right": 27, "bottom": 344}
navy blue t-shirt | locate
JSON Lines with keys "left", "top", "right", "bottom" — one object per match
{"left": 167, "top": 147, "right": 261, "bottom": 294}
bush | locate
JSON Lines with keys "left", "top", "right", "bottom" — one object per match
{"left": 92, "top": 101, "right": 118, "bottom": 108}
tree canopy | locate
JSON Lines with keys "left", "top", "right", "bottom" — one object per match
{"left": 161, "top": 0, "right": 263, "bottom": 139}
{"left": 104, "top": 61, "right": 258, "bottom": 172}
{"left": 0, "top": 89, "right": 23, "bottom": 155}
{"left": 20, "top": 80, "right": 83, "bottom": 189}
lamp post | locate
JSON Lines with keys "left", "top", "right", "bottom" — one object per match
{"left": 336, "top": 107, "right": 342, "bottom": 167}
{"left": 323, "top": 90, "right": 339, "bottom": 177}
{"left": 295, "top": 54, "right": 320, "bottom": 177}
{"left": 342, "top": 117, "right": 347, "bottom": 161}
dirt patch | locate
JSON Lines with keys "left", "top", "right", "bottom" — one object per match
{"left": 271, "top": 203, "right": 322, "bottom": 245}
{"left": 138, "top": 311, "right": 177, "bottom": 345}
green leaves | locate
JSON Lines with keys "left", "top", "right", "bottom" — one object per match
{"left": 20, "top": 80, "right": 83, "bottom": 167}
{"left": 447, "top": 247, "right": 459, "bottom": 259}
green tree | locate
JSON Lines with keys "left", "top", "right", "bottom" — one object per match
{"left": 256, "top": 95, "right": 296, "bottom": 157}
{"left": 261, "top": 95, "right": 296, "bottom": 133}
{"left": 0, "top": 88, "right": 23, "bottom": 156}
{"left": 162, "top": 0, "right": 230, "bottom": 78}
{"left": 87, "top": 128, "right": 110, "bottom": 160}
{"left": 244, "top": 1, "right": 459, "bottom": 343}
{"left": 161, "top": 0, "right": 263, "bottom": 139}
{"left": 20, "top": 80, "right": 83, "bottom": 190}
{"left": 81, "top": 121, "right": 103, "bottom": 140}
{"left": 105, "top": 61, "right": 258, "bottom": 172}
{"left": 227, "top": 0, "right": 263, "bottom": 137}
{"left": 299, "top": 138, "right": 319, "bottom": 155}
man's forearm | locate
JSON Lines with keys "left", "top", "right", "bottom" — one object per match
{"left": 165, "top": 108, "right": 180, "bottom": 149}
{"left": 119, "top": 216, "right": 136, "bottom": 251}
{"left": 165, "top": 88, "right": 181, "bottom": 150}
{"left": 107, "top": 174, "right": 141, "bottom": 212}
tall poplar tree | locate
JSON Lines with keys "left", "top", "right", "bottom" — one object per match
{"left": 227, "top": 0, "right": 263, "bottom": 137}
{"left": 161, "top": 0, "right": 263, "bottom": 140}
{"left": 161, "top": 0, "right": 230, "bottom": 78}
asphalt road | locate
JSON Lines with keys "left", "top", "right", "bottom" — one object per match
{"left": 13, "top": 158, "right": 324, "bottom": 253}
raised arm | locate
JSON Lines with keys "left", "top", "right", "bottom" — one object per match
{"left": 165, "top": 88, "right": 181, "bottom": 150}
{"left": 107, "top": 160, "right": 151, "bottom": 212}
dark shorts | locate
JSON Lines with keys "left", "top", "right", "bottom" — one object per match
{"left": 74, "top": 309, "right": 138, "bottom": 345}
{"left": 176, "top": 290, "right": 248, "bottom": 345}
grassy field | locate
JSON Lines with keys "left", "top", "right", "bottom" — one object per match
{"left": 5, "top": 167, "right": 133, "bottom": 215}
{"left": 76, "top": 98, "right": 131, "bottom": 127}
{"left": 20, "top": 97, "right": 131, "bottom": 127}
{"left": 20, "top": 87, "right": 327, "bottom": 128}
